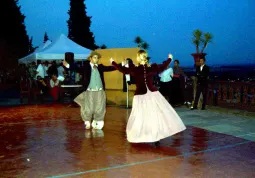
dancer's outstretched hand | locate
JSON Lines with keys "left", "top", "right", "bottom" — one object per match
{"left": 110, "top": 58, "right": 114, "bottom": 63}
{"left": 168, "top": 54, "right": 173, "bottom": 59}
{"left": 63, "top": 60, "right": 68, "bottom": 67}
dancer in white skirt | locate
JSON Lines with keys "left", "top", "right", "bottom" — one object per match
{"left": 110, "top": 50, "right": 186, "bottom": 145}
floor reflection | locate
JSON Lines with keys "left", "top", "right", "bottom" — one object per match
{"left": 0, "top": 123, "right": 28, "bottom": 176}
{"left": 0, "top": 105, "right": 254, "bottom": 178}
{"left": 187, "top": 128, "right": 209, "bottom": 167}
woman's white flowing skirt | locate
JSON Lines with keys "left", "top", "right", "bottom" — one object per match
{"left": 127, "top": 89, "right": 186, "bottom": 143}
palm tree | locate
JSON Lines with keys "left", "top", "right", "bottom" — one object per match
{"left": 134, "top": 36, "right": 143, "bottom": 47}
{"left": 141, "top": 42, "right": 149, "bottom": 50}
{"left": 134, "top": 36, "right": 150, "bottom": 50}
{"left": 192, "top": 29, "right": 213, "bottom": 53}
{"left": 192, "top": 29, "right": 202, "bottom": 53}
{"left": 201, "top": 33, "right": 213, "bottom": 53}
{"left": 134, "top": 36, "right": 142, "bottom": 44}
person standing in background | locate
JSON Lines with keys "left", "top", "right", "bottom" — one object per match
{"left": 172, "top": 60, "right": 187, "bottom": 106}
{"left": 158, "top": 63, "right": 173, "bottom": 104}
{"left": 191, "top": 58, "right": 210, "bottom": 110}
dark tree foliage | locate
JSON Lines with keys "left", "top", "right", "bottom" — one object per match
{"left": 43, "top": 32, "right": 50, "bottom": 43}
{"left": 67, "top": 0, "right": 98, "bottom": 50}
{"left": 0, "top": 0, "right": 30, "bottom": 67}
{"left": 28, "top": 37, "right": 38, "bottom": 54}
{"left": 100, "top": 44, "right": 107, "bottom": 49}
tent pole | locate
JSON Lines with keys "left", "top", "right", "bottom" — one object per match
{"left": 126, "top": 82, "right": 129, "bottom": 108}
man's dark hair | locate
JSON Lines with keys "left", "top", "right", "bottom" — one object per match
{"left": 174, "top": 60, "right": 179, "bottom": 64}
{"left": 200, "top": 57, "right": 206, "bottom": 62}
{"left": 126, "top": 58, "right": 133, "bottom": 64}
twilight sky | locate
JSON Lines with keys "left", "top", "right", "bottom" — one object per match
{"left": 18, "top": 0, "right": 255, "bottom": 66}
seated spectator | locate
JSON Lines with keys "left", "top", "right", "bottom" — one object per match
{"left": 50, "top": 74, "right": 60, "bottom": 101}
{"left": 36, "top": 75, "right": 48, "bottom": 102}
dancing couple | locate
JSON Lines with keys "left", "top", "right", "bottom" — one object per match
{"left": 63, "top": 50, "right": 186, "bottom": 145}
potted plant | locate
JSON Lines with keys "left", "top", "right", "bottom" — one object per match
{"left": 191, "top": 29, "right": 213, "bottom": 66}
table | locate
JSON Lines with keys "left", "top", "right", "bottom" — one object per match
{"left": 61, "top": 85, "right": 83, "bottom": 88}
{"left": 60, "top": 85, "right": 83, "bottom": 103}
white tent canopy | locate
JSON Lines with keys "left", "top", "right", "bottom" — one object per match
{"left": 35, "top": 40, "right": 52, "bottom": 52}
{"left": 18, "top": 34, "right": 91, "bottom": 64}
{"left": 18, "top": 40, "right": 52, "bottom": 64}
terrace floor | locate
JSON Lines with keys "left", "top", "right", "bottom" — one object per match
{"left": 0, "top": 104, "right": 254, "bottom": 177}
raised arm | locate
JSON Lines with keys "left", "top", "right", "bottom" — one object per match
{"left": 152, "top": 54, "right": 173, "bottom": 73}
{"left": 110, "top": 58, "right": 134, "bottom": 74}
{"left": 101, "top": 65, "right": 117, "bottom": 72}
{"left": 63, "top": 60, "right": 84, "bottom": 73}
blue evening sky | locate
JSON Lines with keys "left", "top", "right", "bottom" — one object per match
{"left": 19, "top": 0, "right": 255, "bottom": 66}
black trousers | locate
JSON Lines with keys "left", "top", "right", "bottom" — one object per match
{"left": 159, "top": 81, "right": 173, "bottom": 104}
{"left": 193, "top": 83, "right": 208, "bottom": 108}
{"left": 171, "top": 78, "right": 184, "bottom": 105}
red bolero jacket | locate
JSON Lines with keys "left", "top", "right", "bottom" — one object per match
{"left": 111, "top": 58, "right": 172, "bottom": 95}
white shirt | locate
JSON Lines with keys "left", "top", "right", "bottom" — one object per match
{"left": 121, "top": 62, "right": 131, "bottom": 82}
{"left": 66, "top": 62, "right": 98, "bottom": 70}
{"left": 50, "top": 79, "right": 59, "bottom": 88}
{"left": 36, "top": 64, "right": 45, "bottom": 78}
{"left": 75, "top": 73, "right": 81, "bottom": 82}
{"left": 90, "top": 62, "right": 98, "bottom": 69}
{"left": 200, "top": 64, "right": 205, "bottom": 71}
{"left": 57, "top": 66, "right": 65, "bottom": 77}
{"left": 159, "top": 68, "right": 173, "bottom": 82}
{"left": 44, "top": 66, "right": 48, "bottom": 76}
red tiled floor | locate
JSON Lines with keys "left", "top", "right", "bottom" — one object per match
{"left": 0, "top": 105, "right": 254, "bottom": 177}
